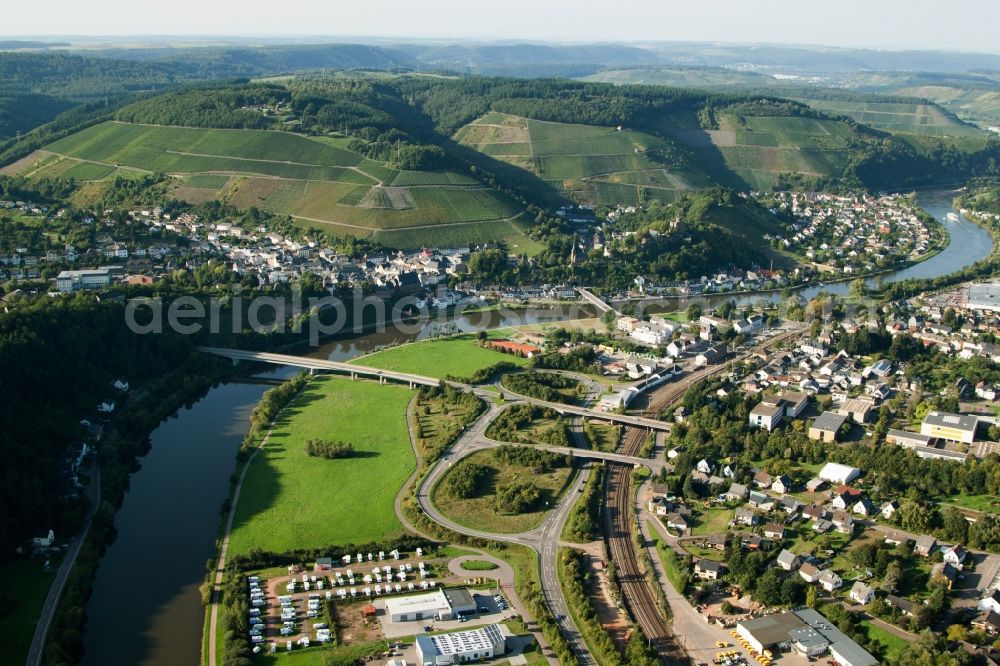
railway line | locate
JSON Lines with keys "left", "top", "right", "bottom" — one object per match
{"left": 602, "top": 326, "right": 805, "bottom": 664}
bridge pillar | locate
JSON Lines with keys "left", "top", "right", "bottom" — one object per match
{"left": 380, "top": 376, "right": 385, "bottom": 385}
{"left": 231, "top": 357, "right": 239, "bottom": 367}
{"left": 409, "top": 381, "right": 414, "bottom": 390}
{"left": 309, "top": 368, "right": 315, "bottom": 376}
{"left": 351, "top": 372, "right": 356, "bottom": 381}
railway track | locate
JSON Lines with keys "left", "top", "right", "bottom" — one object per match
{"left": 603, "top": 326, "right": 805, "bottom": 664}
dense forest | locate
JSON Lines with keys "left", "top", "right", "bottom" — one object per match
{"left": 0, "top": 294, "right": 195, "bottom": 557}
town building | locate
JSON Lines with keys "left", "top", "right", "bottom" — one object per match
{"left": 809, "top": 412, "right": 848, "bottom": 442}
{"left": 920, "top": 411, "right": 978, "bottom": 444}
{"left": 384, "top": 588, "right": 476, "bottom": 623}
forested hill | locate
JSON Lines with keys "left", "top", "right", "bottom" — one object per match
{"left": 9, "top": 75, "right": 1000, "bottom": 202}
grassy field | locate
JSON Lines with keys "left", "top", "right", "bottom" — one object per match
{"left": 432, "top": 449, "right": 573, "bottom": 534}
{"left": 859, "top": 620, "right": 909, "bottom": 663}
{"left": 21, "top": 121, "right": 529, "bottom": 247}
{"left": 455, "top": 112, "right": 711, "bottom": 206}
{"left": 939, "top": 493, "right": 1000, "bottom": 514}
{"left": 350, "top": 334, "right": 529, "bottom": 380}
{"left": 0, "top": 559, "right": 55, "bottom": 664}
{"left": 226, "top": 376, "right": 414, "bottom": 556}
{"left": 689, "top": 507, "right": 732, "bottom": 536}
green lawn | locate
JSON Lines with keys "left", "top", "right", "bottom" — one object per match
{"left": 432, "top": 449, "right": 573, "bottom": 534}
{"left": 690, "top": 507, "right": 732, "bottom": 536}
{"left": 0, "top": 559, "right": 56, "bottom": 664}
{"left": 351, "top": 334, "right": 529, "bottom": 380}
{"left": 227, "top": 376, "right": 415, "bottom": 556}
{"left": 860, "top": 620, "right": 909, "bottom": 663}
{"left": 940, "top": 493, "right": 1000, "bottom": 514}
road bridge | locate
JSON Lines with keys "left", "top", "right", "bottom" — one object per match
{"left": 196, "top": 347, "right": 674, "bottom": 431}
{"left": 575, "top": 287, "right": 616, "bottom": 316}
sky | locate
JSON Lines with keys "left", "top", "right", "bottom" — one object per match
{"left": 5, "top": 0, "right": 1000, "bottom": 54}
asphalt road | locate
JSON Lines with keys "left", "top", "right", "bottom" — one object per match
{"left": 25, "top": 462, "right": 101, "bottom": 666}
{"left": 416, "top": 406, "right": 598, "bottom": 665}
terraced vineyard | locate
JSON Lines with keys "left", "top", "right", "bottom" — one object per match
{"left": 666, "top": 112, "right": 865, "bottom": 190}
{"left": 455, "top": 112, "right": 712, "bottom": 206}
{"left": 797, "top": 98, "right": 988, "bottom": 146}
{"left": 6, "top": 120, "right": 531, "bottom": 246}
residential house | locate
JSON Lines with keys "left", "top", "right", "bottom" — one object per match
{"left": 772, "top": 475, "right": 793, "bottom": 495}
{"left": 849, "top": 581, "right": 875, "bottom": 605}
{"left": 803, "top": 505, "right": 828, "bottom": 522}
{"left": 776, "top": 549, "right": 800, "bottom": 571}
{"left": 763, "top": 523, "right": 786, "bottom": 540}
{"left": 813, "top": 518, "right": 833, "bottom": 533}
{"left": 818, "top": 570, "right": 843, "bottom": 592}
{"left": 725, "top": 483, "right": 749, "bottom": 502}
{"left": 748, "top": 491, "right": 775, "bottom": 511}
{"left": 914, "top": 535, "right": 938, "bottom": 557}
{"left": 799, "top": 563, "right": 821, "bottom": 583}
{"left": 880, "top": 501, "right": 899, "bottom": 520}
{"left": 647, "top": 496, "right": 669, "bottom": 516}
{"left": 944, "top": 544, "right": 969, "bottom": 567}
{"left": 666, "top": 512, "right": 690, "bottom": 534}
{"left": 753, "top": 470, "right": 773, "bottom": 489}
{"left": 694, "top": 559, "right": 725, "bottom": 581}
{"left": 886, "top": 594, "right": 915, "bottom": 617}
{"left": 931, "top": 562, "right": 959, "bottom": 589}
{"left": 735, "top": 507, "right": 759, "bottom": 527}
{"left": 831, "top": 510, "right": 855, "bottom": 534}
{"left": 853, "top": 497, "right": 876, "bottom": 517}
{"left": 883, "top": 530, "right": 909, "bottom": 547}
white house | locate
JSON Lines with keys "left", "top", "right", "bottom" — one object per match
{"left": 849, "top": 581, "right": 875, "bottom": 605}
{"left": 818, "top": 570, "right": 843, "bottom": 592}
{"left": 32, "top": 529, "right": 55, "bottom": 549}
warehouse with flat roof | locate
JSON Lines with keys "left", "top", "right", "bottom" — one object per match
{"left": 415, "top": 623, "right": 507, "bottom": 665}
{"left": 969, "top": 283, "right": 1000, "bottom": 312}
{"left": 736, "top": 608, "right": 877, "bottom": 666}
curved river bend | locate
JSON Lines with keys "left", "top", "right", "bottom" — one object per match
{"left": 78, "top": 187, "right": 992, "bottom": 665}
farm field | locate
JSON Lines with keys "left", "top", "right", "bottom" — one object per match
{"left": 226, "top": 376, "right": 414, "bottom": 556}
{"left": 455, "top": 112, "right": 711, "bottom": 206}
{"left": 18, "top": 121, "right": 528, "bottom": 246}
{"left": 432, "top": 448, "right": 574, "bottom": 534}
{"left": 350, "top": 334, "right": 530, "bottom": 380}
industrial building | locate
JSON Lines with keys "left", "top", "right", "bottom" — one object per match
{"left": 736, "top": 608, "right": 877, "bottom": 666}
{"left": 384, "top": 588, "right": 476, "bottom": 623}
{"left": 920, "top": 411, "right": 979, "bottom": 444}
{"left": 415, "top": 623, "right": 507, "bottom": 665}
{"left": 968, "top": 282, "right": 1000, "bottom": 312}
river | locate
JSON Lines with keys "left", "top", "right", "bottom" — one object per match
{"left": 77, "top": 187, "right": 991, "bottom": 665}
